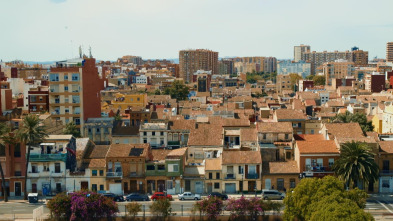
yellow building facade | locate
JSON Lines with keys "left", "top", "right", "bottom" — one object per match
{"left": 112, "top": 93, "right": 147, "bottom": 110}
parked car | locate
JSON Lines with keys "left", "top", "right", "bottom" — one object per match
{"left": 102, "top": 193, "right": 125, "bottom": 202}
{"left": 178, "top": 192, "right": 201, "bottom": 200}
{"left": 208, "top": 192, "right": 228, "bottom": 200}
{"left": 151, "top": 192, "right": 173, "bottom": 201}
{"left": 261, "top": 190, "right": 285, "bottom": 200}
{"left": 126, "top": 193, "right": 150, "bottom": 201}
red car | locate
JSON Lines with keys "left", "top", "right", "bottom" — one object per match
{"left": 151, "top": 192, "right": 173, "bottom": 201}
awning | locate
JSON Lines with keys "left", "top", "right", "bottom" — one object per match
{"left": 40, "top": 143, "right": 56, "bottom": 146}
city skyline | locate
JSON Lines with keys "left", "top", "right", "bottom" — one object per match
{"left": 1, "top": 0, "right": 393, "bottom": 61}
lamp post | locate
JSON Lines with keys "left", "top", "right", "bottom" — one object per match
{"left": 180, "top": 175, "right": 183, "bottom": 193}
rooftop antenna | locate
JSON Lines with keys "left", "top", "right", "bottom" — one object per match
{"left": 89, "top": 46, "right": 92, "bottom": 58}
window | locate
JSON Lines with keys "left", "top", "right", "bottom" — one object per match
{"left": 65, "top": 108, "right": 69, "bottom": 113}
{"left": 209, "top": 173, "right": 213, "bottom": 179}
{"left": 100, "top": 185, "right": 104, "bottom": 191}
{"left": 64, "top": 86, "right": 68, "bottom": 91}
{"left": 216, "top": 172, "right": 220, "bottom": 179}
{"left": 152, "top": 132, "right": 155, "bottom": 136}
{"left": 72, "top": 96, "right": 80, "bottom": 104}
{"left": 383, "top": 160, "right": 390, "bottom": 171}
{"left": 316, "top": 158, "right": 323, "bottom": 167}
{"left": 115, "top": 139, "right": 120, "bottom": 144}
{"left": 143, "top": 132, "right": 147, "bottom": 136}
{"left": 214, "top": 183, "right": 220, "bottom": 189}
{"left": 92, "top": 170, "right": 97, "bottom": 176}
{"left": 160, "top": 132, "right": 164, "bottom": 136}
{"left": 290, "top": 179, "right": 296, "bottom": 188}
{"left": 146, "top": 165, "right": 155, "bottom": 170}
{"left": 238, "top": 166, "right": 243, "bottom": 174}
{"left": 285, "top": 134, "right": 289, "bottom": 140}
{"left": 157, "top": 165, "right": 165, "bottom": 171}
{"left": 143, "top": 139, "right": 147, "bottom": 144}
{"left": 72, "top": 73, "right": 80, "bottom": 81}
{"left": 50, "top": 74, "right": 59, "bottom": 81}
{"left": 277, "top": 178, "right": 284, "bottom": 190}
{"left": 263, "top": 134, "right": 266, "bottom": 140}
{"left": 168, "top": 164, "right": 179, "bottom": 172}
{"left": 92, "top": 184, "right": 97, "bottom": 191}
{"left": 328, "top": 158, "right": 335, "bottom": 167}
{"left": 30, "top": 96, "right": 37, "bottom": 102}
{"left": 99, "top": 170, "right": 104, "bottom": 176}
{"left": 96, "top": 128, "right": 100, "bottom": 133}
{"left": 305, "top": 158, "right": 311, "bottom": 170}
{"left": 64, "top": 75, "right": 68, "bottom": 80}
{"left": 0, "top": 145, "right": 5, "bottom": 156}
{"left": 14, "top": 144, "right": 21, "bottom": 157}
{"left": 31, "top": 164, "right": 38, "bottom": 173}
{"left": 382, "top": 180, "right": 390, "bottom": 188}
{"left": 55, "top": 163, "right": 61, "bottom": 173}
{"left": 75, "top": 118, "right": 81, "bottom": 125}
{"left": 114, "top": 162, "right": 122, "bottom": 172}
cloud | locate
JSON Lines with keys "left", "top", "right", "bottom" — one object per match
{"left": 50, "top": 0, "right": 66, "bottom": 3}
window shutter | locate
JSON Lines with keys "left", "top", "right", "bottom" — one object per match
{"left": 245, "top": 165, "right": 248, "bottom": 175}
{"left": 257, "top": 165, "right": 260, "bottom": 175}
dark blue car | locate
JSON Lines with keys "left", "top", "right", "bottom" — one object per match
{"left": 126, "top": 193, "right": 150, "bottom": 201}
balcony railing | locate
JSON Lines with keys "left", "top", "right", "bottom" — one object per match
{"left": 305, "top": 166, "right": 332, "bottom": 172}
{"left": 225, "top": 174, "right": 235, "bottom": 179}
{"left": 29, "top": 153, "right": 67, "bottom": 162}
{"left": 168, "top": 141, "right": 180, "bottom": 146}
{"left": 246, "top": 173, "right": 259, "bottom": 179}
{"left": 380, "top": 170, "right": 393, "bottom": 175}
{"left": 106, "top": 172, "right": 122, "bottom": 177}
{"left": 129, "top": 172, "right": 144, "bottom": 177}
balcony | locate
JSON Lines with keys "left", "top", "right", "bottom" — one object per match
{"left": 225, "top": 174, "right": 235, "bottom": 179}
{"left": 380, "top": 170, "right": 393, "bottom": 176}
{"left": 129, "top": 172, "right": 144, "bottom": 178}
{"left": 29, "top": 153, "right": 67, "bottom": 162}
{"left": 305, "top": 166, "right": 332, "bottom": 173}
{"left": 246, "top": 173, "right": 259, "bottom": 179}
{"left": 106, "top": 172, "right": 122, "bottom": 178}
{"left": 168, "top": 141, "right": 180, "bottom": 146}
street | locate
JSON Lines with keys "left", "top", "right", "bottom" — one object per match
{"left": 0, "top": 202, "right": 50, "bottom": 220}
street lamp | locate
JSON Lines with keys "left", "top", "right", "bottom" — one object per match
{"left": 180, "top": 175, "right": 183, "bottom": 193}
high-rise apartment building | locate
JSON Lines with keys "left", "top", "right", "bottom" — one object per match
{"left": 323, "top": 59, "right": 355, "bottom": 86}
{"left": 218, "top": 59, "right": 234, "bottom": 75}
{"left": 302, "top": 48, "right": 368, "bottom": 75}
{"left": 233, "top": 56, "right": 276, "bottom": 74}
{"left": 294, "top": 45, "right": 310, "bottom": 62}
{"left": 387, "top": 42, "right": 393, "bottom": 62}
{"left": 179, "top": 49, "right": 218, "bottom": 83}
{"left": 49, "top": 58, "right": 106, "bottom": 133}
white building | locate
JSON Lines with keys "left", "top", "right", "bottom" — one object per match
{"left": 140, "top": 123, "right": 168, "bottom": 148}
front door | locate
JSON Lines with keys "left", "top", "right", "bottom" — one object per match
{"left": 32, "top": 184, "right": 37, "bottom": 193}
{"left": 157, "top": 180, "right": 165, "bottom": 192}
{"left": 124, "top": 182, "right": 129, "bottom": 194}
{"left": 81, "top": 181, "right": 88, "bottom": 190}
{"left": 248, "top": 181, "right": 256, "bottom": 193}
{"left": 207, "top": 183, "right": 213, "bottom": 193}
{"left": 15, "top": 182, "right": 21, "bottom": 196}
{"left": 195, "top": 181, "right": 203, "bottom": 194}
{"left": 265, "top": 179, "right": 271, "bottom": 190}
{"left": 130, "top": 180, "right": 138, "bottom": 193}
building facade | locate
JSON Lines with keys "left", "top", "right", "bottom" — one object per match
{"left": 179, "top": 49, "right": 218, "bottom": 83}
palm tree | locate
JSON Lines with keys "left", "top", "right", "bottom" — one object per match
{"left": 16, "top": 115, "right": 48, "bottom": 200}
{"left": 333, "top": 141, "right": 379, "bottom": 189}
{"left": 63, "top": 122, "right": 81, "bottom": 138}
{"left": 0, "top": 122, "right": 15, "bottom": 202}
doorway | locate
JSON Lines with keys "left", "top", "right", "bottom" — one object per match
{"left": 248, "top": 181, "right": 256, "bottom": 193}
{"left": 81, "top": 181, "right": 88, "bottom": 190}
{"left": 15, "top": 182, "right": 21, "bottom": 196}
{"left": 207, "top": 183, "right": 213, "bottom": 193}
{"left": 124, "top": 182, "right": 129, "bottom": 194}
{"left": 32, "top": 183, "right": 37, "bottom": 193}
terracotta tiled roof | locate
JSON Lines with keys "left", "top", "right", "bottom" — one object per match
{"left": 267, "top": 161, "right": 299, "bottom": 174}
{"left": 88, "top": 159, "right": 106, "bottom": 168}
{"left": 379, "top": 141, "right": 393, "bottom": 154}
{"left": 169, "top": 118, "right": 196, "bottom": 131}
{"left": 296, "top": 140, "right": 339, "bottom": 154}
{"left": 294, "top": 134, "right": 325, "bottom": 142}
{"left": 223, "top": 118, "right": 250, "bottom": 127}
{"left": 106, "top": 143, "right": 150, "bottom": 158}
{"left": 222, "top": 151, "right": 262, "bottom": 164}
{"left": 325, "top": 100, "right": 345, "bottom": 107}
{"left": 304, "top": 99, "right": 316, "bottom": 106}
{"left": 257, "top": 122, "right": 293, "bottom": 133}
{"left": 88, "top": 145, "right": 110, "bottom": 159}
{"left": 188, "top": 124, "right": 223, "bottom": 146}
{"left": 240, "top": 128, "right": 258, "bottom": 142}
{"left": 275, "top": 109, "right": 307, "bottom": 120}
{"left": 151, "top": 149, "right": 172, "bottom": 162}
{"left": 168, "top": 147, "right": 187, "bottom": 157}
{"left": 325, "top": 123, "right": 364, "bottom": 139}
{"left": 205, "top": 157, "right": 222, "bottom": 171}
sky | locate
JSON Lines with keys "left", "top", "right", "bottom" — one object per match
{"left": 1, "top": 0, "right": 393, "bottom": 62}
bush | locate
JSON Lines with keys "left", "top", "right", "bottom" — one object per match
{"left": 47, "top": 192, "right": 72, "bottom": 219}
{"left": 47, "top": 191, "right": 119, "bottom": 221}
{"left": 127, "top": 202, "right": 142, "bottom": 218}
{"left": 150, "top": 198, "right": 172, "bottom": 218}
{"left": 195, "top": 196, "right": 224, "bottom": 220}
{"left": 225, "top": 196, "right": 264, "bottom": 220}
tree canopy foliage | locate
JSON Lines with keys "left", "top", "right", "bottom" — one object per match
{"left": 313, "top": 75, "right": 326, "bottom": 86}
{"left": 246, "top": 71, "right": 277, "bottom": 84}
{"left": 333, "top": 141, "right": 379, "bottom": 188}
{"left": 283, "top": 176, "right": 373, "bottom": 221}
{"left": 163, "top": 80, "right": 189, "bottom": 101}
{"left": 63, "top": 122, "right": 81, "bottom": 138}
{"left": 332, "top": 111, "right": 374, "bottom": 132}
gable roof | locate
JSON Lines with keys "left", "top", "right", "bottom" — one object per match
{"left": 265, "top": 161, "right": 299, "bottom": 174}
{"left": 296, "top": 139, "right": 339, "bottom": 154}
{"left": 106, "top": 143, "right": 150, "bottom": 158}
{"left": 275, "top": 109, "right": 307, "bottom": 120}
{"left": 205, "top": 157, "right": 222, "bottom": 171}
{"left": 324, "top": 123, "right": 364, "bottom": 139}
{"left": 257, "top": 122, "right": 293, "bottom": 133}
{"left": 379, "top": 141, "right": 393, "bottom": 154}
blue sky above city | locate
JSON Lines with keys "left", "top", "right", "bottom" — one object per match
{"left": 1, "top": 0, "right": 392, "bottom": 61}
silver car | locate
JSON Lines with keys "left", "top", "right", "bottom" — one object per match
{"left": 261, "top": 190, "right": 285, "bottom": 200}
{"left": 178, "top": 192, "right": 201, "bottom": 200}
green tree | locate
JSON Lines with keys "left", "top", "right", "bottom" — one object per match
{"left": 0, "top": 123, "right": 15, "bottom": 202}
{"left": 127, "top": 202, "right": 142, "bottom": 219}
{"left": 289, "top": 73, "right": 303, "bottom": 90}
{"left": 164, "top": 80, "right": 189, "bottom": 101}
{"left": 150, "top": 198, "right": 172, "bottom": 219}
{"left": 113, "top": 114, "right": 122, "bottom": 121}
{"left": 332, "top": 111, "right": 374, "bottom": 132}
{"left": 305, "top": 75, "right": 314, "bottom": 80}
{"left": 63, "top": 122, "right": 81, "bottom": 138}
{"left": 154, "top": 89, "right": 161, "bottom": 95}
{"left": 313, "top": 75, "right": 326, "bottom": 86}
{"left": 16, "top": 114, "right": 48, "bottom": 200}
{"left": 283, "top": 176, "right": 372, "bottom": 221}
{"left": 333, "top": 141, "right": 379, "bottom": 189}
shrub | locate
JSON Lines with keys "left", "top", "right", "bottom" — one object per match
{"left": 150, "top": 198, "right": 172, "bottom": 218}
{"left": 47, "top": 191, "right": 118, "bottom": 221}
{"left": 127, "top": 202, "right": 142, "bottom": 218}
{"left": 47, "top": 192, "right": 72, "bottom": 219}
{"left": 225, "top": 196, "right": 263, "bottom": 220}
{"left": 195, "top": 196, "right": 224, "bottom": 220}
